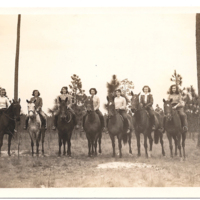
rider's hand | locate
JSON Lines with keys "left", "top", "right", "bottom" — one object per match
{"left": 172, "top": 106, "right": 177, "bottom": 110}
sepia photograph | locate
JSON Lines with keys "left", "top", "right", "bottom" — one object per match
{"left": 1, "top": 3, "right": 200, "bottom": 198}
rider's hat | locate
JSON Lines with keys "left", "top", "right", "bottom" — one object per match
{"left": 89, "top": 88, "right": 97, "bottom": 95}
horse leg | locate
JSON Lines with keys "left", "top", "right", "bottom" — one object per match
{"left": 94, "top": 139, "right": 97, "bottom": 156}
{"left": 147, "top": 131, "right": 153, "bottom": 157}
{"left": 42, "top": 131, "right": 45, "bottom": 155}
{"left": 182, "top": 132, "right": 186, "bottom": 159}
{"left": 118, "top": 135, "right": 122, "bottom": 158}
{"left": 110, "top": 134, "right": 115, "bottom": 157}
{"left": 129, "top": 132, "right": 132, "bottom": 154}
{"left": 136, "top": 132, "right": 141, "bottom": 157}
{"left": 67, "top": 139, "right": 71, "bottom": 157}
{"left": 36, "top": 139, "right": 39, "bottom": 156}
{"left": 88, "top": 139, "right": 91, "bottom": 157}
{"left": 0, "top": 133, "right": 4, "bottom": 157}
{"left": 143, "top": 132, "right": 148, "bottom": 158}
{"left": 8, "top": 134, "right": 12, "bottom": 156}
{"left": 31, "top": 140, "right": 34, "bottom": 157}
{"left": 58, "top": 137, "right": 62, "bottom": 156}
{"left": 98, "top": 132, "right": 102, "bottom": 154}
{"left": 177, "top": 134, "right": 182, "bottom": 158}
{"left": 173, "top": 136, "right": 177, "bottom": 156}
{"left": 167, "top": 134, "right": 173, "bottom": 157}
{"left": 63, "top": 139, "right": 66, "bottom": 156}
{"left": 160, "top": 132, "right": 165, "bottom": 156}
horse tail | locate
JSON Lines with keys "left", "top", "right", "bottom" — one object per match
{"left": 122, "top": 133, "right": 128, "bottom": 145}
{"left": 154, "top": 130, "right": 160, "bottom": 144}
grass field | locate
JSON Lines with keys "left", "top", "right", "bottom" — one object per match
{"left": 1, "top": 130, "right": 200, "bottom": 188}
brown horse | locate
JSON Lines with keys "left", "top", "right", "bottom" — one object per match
{"left": 107, "top": 95, "right": 133, "bottom": 158}
{"left": 0, "top": 99, "right": 21, "bottom": 156}
{"left": 130, "top": 92, "right": 153, "bottom": 157}
{"left": 163, "top": 99, "right": 186, "bottom": 159}
{"left": 83, "top": 97, "right": 102, "bottom": 157}
{"left": 57, "top": 97, "right": 75, "bottom": 156}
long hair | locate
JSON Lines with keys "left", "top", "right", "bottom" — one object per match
{"left": 60, "top": 87, "right": 69, "bottom": 94}
{"left": 169, "top": 85, "right": 179, "bottom": 95}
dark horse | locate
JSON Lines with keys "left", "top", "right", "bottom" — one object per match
{"left": 83, "top": 97, "right": 102, "bottom": 157}
{"left": 57, "top": 97, "right": 75, "bottom": 156}
{"left": 0, "top": 99, "right": 21, "bottom": 156}
{"left": 107, "top": 95, "right": 133, "bottom": 158}
{"left": 163, "top": 99, "right": 186, "bottom": 159}
{"left": 130, "top": 92, "right": 153, "bottom": 157}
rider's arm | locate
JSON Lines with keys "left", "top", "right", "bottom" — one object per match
{"left": 145, "top": 94, "right": 153, "bottom": 107}
{"left": 6, "top": 97, "right": 11, "bottom": 108}
{"left": 94, "top": 96, "right": 100, "bottom": 110}
{"left": 38, "top": 98, "right": 43, "bottom": 110}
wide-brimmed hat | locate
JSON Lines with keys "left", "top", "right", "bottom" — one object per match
{"left": 89, "top": 88, "right": 97, "bottom": 95}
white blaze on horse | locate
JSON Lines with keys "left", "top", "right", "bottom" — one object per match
{"left": 26, "top": 99, "right": 45, "bottom": 156}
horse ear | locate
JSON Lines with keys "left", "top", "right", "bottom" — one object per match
{"left": 107, "top": 96, "right": 109, "bottom": 102}
{"left": 163, "top": 99, "right": 166, "bottom": 103}
{"left": 138, "top": 92, "right": 141, "bottom": 96}
{"left": 170, "top": 98, "right": 173, "bottom": 103}
{"left": 131, "top": 91, "right": 134, "bottom": 96}
{"left": 34, "top": 99, "right": 36, "bottom": 103}
{"left": 18, "top": 98, "right": 21, "bottom": 103}
{"left": 26, "top": 99, "right": 29, "bottom": 103}
{"left": 65, "top": 97, "right": 68, "bottom": 102}
{"left": 13, "top": 99, "right": 15, "bottom": 103}
{"left": 59, "top": 97, "right": 62, "bottom": 103}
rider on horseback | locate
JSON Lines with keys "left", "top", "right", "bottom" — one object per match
{"left": 83, "top": 88, "right": 105, "bottom": 131}
{"left": 24, "top": 90, "right": 47, "bottom": 130}
{"left": 163, "top": 84, "right": 188, "bottom": 132}
{"left": 0, "top": 88, "right": 10, "bottom": 113}
{"left": 52, "top": 86, "right": 77, "bottom": 130}
{"left": 114, "top": 89, "right": 130, "bottom": 134}
{"left": 139, "top": 86, "right": 156, "bottom": 131}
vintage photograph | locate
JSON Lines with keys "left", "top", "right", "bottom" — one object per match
{"left": 1, "top": 7, "right": 200, "bottom": 192}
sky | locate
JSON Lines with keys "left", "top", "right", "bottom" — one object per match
{"left": 0, "top": 9, "right": 198, "bottom": 114}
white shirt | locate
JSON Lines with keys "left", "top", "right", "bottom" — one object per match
{"left": 91, "top": 95, "right": 100, "bottom": 110}
{"left": 114, "top": 96, "right": 126, "bottom": 110}
{"left": 0, "top": 96, "right": 10, "bottom": 109}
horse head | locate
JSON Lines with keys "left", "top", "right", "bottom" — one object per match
{"left": 107, "top": 95, "right": 115, "bottom": 118}
{"left": 12, "top": 98, "right": 21, "bottom": 121}
{"left": 163, "top": 99, "right": 173, "bottom": 121}
{"left": 58, "top": 97, "right": 69, "bottom": 121}
{"left": 130, "top": 91, "right": 141, "bottom": 113}
{"left": 84, "top": 97, "right": 94, "bottom": 113}
{"left": 26, "top": 99, "right": 36, "bottom": 119}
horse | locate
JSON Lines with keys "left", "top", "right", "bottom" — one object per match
{"left": 26, "top": 100, "right": 46, "bottom": 156}
{"left": 130, "top": 92, "right": 153, "bottom": 157}
{"left": 163, "top": 99, "right": 186, "bottom": 159}
{"left": 107, "top": 95, "right": 133, "bottom": 158}
{"left": 83, "top": 97, "right": 102, "bottom": 157}
{"left": 0, "top": 99, "right": 21, "bottom": 156}
{"left": 57, "top": 97, "right": 75, "bottom": 156}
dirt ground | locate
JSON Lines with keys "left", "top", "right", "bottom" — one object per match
{"left": 1, "top": 130, "right": 200, "bottom": 188}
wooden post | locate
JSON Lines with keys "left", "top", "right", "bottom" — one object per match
{"left": 196, "top": 14, "right": 200, "bottom": 147}
{"left": 14, "top": 14, "right": 21, "bottom": 101}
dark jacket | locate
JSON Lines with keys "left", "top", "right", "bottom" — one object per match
{"left": 140, "top": 94, "right": 153, "bottom": 108}
{"left": 30, "top": 97, "right": 43, "bottom": 110}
